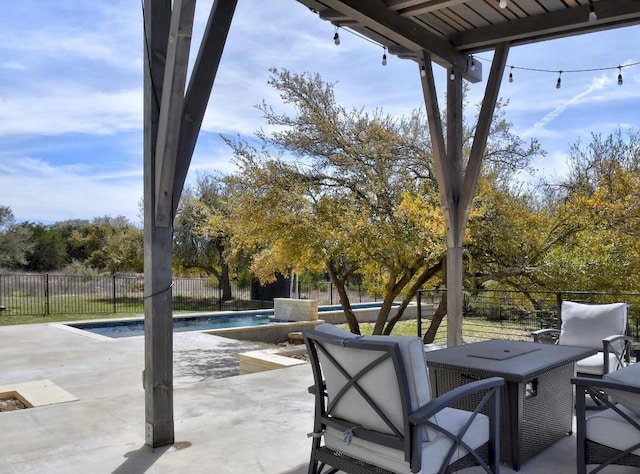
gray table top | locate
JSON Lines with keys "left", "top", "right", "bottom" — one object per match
{"left": 424, "top": 339, "right": 597, "bottom": 382}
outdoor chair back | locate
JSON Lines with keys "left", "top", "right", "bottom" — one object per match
{"left": 532, "top": 301, "right": 631, "bottom": 376}
{"left": 303, "top": 323, "right": 503, "bottom": 474}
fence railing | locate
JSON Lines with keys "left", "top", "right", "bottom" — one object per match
{"left": 3, "top": 274, "right": 640, "bottom": 345}
{"left": 417, "top": 289, "right": 640, "bottom": 344}
{"left": 0, "top": 274, "right": 374, "bottom": 316}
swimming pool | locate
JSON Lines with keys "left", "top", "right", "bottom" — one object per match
{"left": 66, "top": 302, "right": 389, "bottom": 339}
{"left": 69, "top": 312, "right": 290, "bottom": 338}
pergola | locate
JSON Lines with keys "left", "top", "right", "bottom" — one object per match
{"left": 142, "top": 0, "right": 640, "bottom": 447}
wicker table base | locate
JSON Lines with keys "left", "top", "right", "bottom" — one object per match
{"left": 431, "top": 362, "right": 574, "bottom": 470}
{"left": 424, "top": 340, "right": 596, "bottom": 471}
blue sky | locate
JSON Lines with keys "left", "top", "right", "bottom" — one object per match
{"left": 1, "top": 0, "right": 639, "bottom": 226}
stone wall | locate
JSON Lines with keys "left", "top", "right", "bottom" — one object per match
{"left": 274, "top": 298, "right": 318, "bottom": 321}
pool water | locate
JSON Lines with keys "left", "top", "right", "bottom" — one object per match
{"left": 68, "top": 302, "right": 386, "bottom": 338}
{"left": 70, "top": 313, "right": 290, "bottom": 338}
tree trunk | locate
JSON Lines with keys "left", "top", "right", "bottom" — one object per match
{"left": 220, "top": 262, "right": 232, "bottom": 301}
{"left": 327, "top": 265, "right": 360, "bottom": 335}
{"left": 383, "top": 260, "right": 444, "bottom": 335}
{"left": 423, "top": 296, "right": 447, "bottom": 344}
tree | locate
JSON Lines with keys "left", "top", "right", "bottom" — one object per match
{"left": 68, "top": 216, "right": 143, "bottom": 273}
{"left": 225, "top": 69, "right": 449, "bottom": 334}
{"left": 0, "top": 206, "right": 33, "bottom": 268}
{"left": 173, "top": 175, "right": 233, "bottom": 301}
{"left": 24, "top": 223, "right": 67, "bottom": 271}
{"left": 539, "top": 128, "right": 640, "bottom": 292}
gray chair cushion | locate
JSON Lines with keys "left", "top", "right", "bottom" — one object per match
{"left": 577, "top": 352, "right": 619, "bottom": 376}
{"left": 586, "top": 404, "right": 640, "bottom": 455}
{"left": 312, "top": 324, "right": 490, "bottom": 474}
{"left": 603, "top": 362, "right": 640, "bottom": 416}
{"left": 559, "top": 301, "right": 627, "bottom": 350}
{"left": 312, "top": 324, "right": 435, "bottom": 438}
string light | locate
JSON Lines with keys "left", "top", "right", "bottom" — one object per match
{"left": 499, "top": 0, "right": 508, "bottom": 9}
{"left": 450, "top": 71, "right": 456, "bottom": 80}
{"left": 333, "top": 25, "right": 340, "bottom": 45}
{"left": 589, "top": 4, "right": 597, "bottom": 23}
{"left": 618, "top": 66, "right": 623, "bottom": 85}
{"left": 420, "top": 64, "right": 426, "bottom": 77}
{"left": 556, "top": 71, "right": 562, "bottom": 89}
{"left": 470, "top": 57, "right": 476, "bottom": 71}
{"left": 382, "top": 47, "right": 387, "bottom": 66}
{"left": 493, "top": 58, "right": 640, "bottom": 88}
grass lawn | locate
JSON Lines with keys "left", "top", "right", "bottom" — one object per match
{"left": 339, "top": 318, "right": 535, "bottom": 342}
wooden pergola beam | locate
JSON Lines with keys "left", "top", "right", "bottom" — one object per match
{"left": 318, "top": 0, "right": 475, "bottom": 76}
{"left": 171, "top": 0, "right": 238, "bottom": 217}
{"left": 453, "top": 0, "right": 640, "bottom": 52}
{"left": 458, "top": 42, "right": 509, "bottom": 242}
{"left": 154, "top": 0, "right": 197, "bottom": 227}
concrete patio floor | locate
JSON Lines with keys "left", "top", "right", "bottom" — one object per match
{"left": 0, "top": 322, "right": 637, "bottom": 474}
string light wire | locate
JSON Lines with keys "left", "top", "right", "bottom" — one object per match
{"left": 333, "top": 26, "right": 640, "bottom": 81}
{"left": 475, "top": 55, "right": 640, "bottom": 87}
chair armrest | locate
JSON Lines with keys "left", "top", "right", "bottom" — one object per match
{"left": 603, "top": 334, "right": 633, "bottom": 370}
{"left": 408, "top": 376, "right": 504, "bottom": 424}
{"left": 531, "top": 328, "right": 560, "bottom": 343}
{"left": 572, "top": 376, "right": 640, "bottom": 395}
{"left": 308, "top": 381, "right": 326, "bottom": 395}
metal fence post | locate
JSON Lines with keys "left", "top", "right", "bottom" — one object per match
{"left": 45, "top": 273, "right": 50, "bottom": 315}
{"left": 417, "top": 290, "right": 422, "bottom": 338}
{"left": 330, "top": 281, "right": 333, "bottom": 305}
{"left": 113, "top": 276, "right": 117, "bottom": 314}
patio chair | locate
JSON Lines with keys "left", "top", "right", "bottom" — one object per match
{"left": 303, "top": 323, "right": 504, "bottom": 474}
{"left": 573, "top": 362, "right": 640, "bottom": 473}
{"left": 531, "top": 301, "right": 631, "bottom": 377}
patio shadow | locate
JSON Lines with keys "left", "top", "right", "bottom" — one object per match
{"left": 111, "top": 444, "right": 171, "bottom": 474}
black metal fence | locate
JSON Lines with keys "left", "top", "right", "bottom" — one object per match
{"left": 0, "top": 273, "right": 375, "bottom": 316}
{"left": 3, "top": 273, "right": 640, "bottom": 345}
{"left": 417, "top": 289, "right": 640, "bottom": 343}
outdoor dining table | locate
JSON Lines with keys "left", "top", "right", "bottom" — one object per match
{"left": 423, "top": 339, "right": 596, "bottom": 471}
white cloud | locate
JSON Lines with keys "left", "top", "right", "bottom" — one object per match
{"left": 0, "top": 157, "right": 143, "bottom": 225}
{"left": 0, "top": 87, "right": 141, "bottom": 136}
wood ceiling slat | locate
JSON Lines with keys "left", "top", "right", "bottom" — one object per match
{"left": 398, "top": 0, "right": 468, "bottom": 15}
{"left": 447, "top": 3, "right": 492, "bottom": 28}
{"left": 436, "top": 7, "right": 476, "bottom": 30}
{"left": 412, "top": 12, "right": 454, "bottom": 36}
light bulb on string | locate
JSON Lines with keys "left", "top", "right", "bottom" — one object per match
{"left": 508, "top": 66, "right": 513, "bottom": 83}
{"left": 556, "top": 71, "right": 562, "bottom": 89}
{"left": 450, "top": 71, "right": 456, "bottom": 80}
{"left": 382, "top": 48, "right": 387, "bottom": 66}
{"left": 470, "top": 58, "right": 476, "bottom": 71}
{"left": 420, "top": 64, "right": 426, "bottom": 77}
{"left": 333, "top": 26, "right": 340, "bottom": 45}
{"left": 499, "top": 0, "right": 508, "bottom": 9}
{"left": 589, "top": 4, "right": 597, "bottom": 23}
{"left": 618, "top": 66, "right": 623, "bottom": 85}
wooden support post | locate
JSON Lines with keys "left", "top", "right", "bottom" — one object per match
{"left": 445, "top": 65, "right": 464, "bottom": 348}
{"left": 142, "top": 0, "right": 238, "bottom": 447}
{"left": 143, "top": 0, "right": 174, "bottom": 448}
{"left": 419, "top": 45, "right": 508, "bottom": 347}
